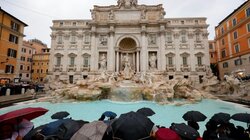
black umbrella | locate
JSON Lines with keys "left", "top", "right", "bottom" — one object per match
{"left": 23, "top": 125, "right": 46, "bottom": 140}
{"left": 170, "top": 123, "right": 199, "bottom": 140}
{"left": 40, "top": 119, "right": 84, "bottom": 140}
{"left": 182, "top": 110, "right": 207, "bottom": 122}
{"left": 111, "top": 111, "right": 154, "bottom": 140}
{"left": 136, "top": 107, "right": 155, "bottom": 117}
{"left": 211, "top": 112, "right": 230, "bottom": 124}
{"left": 231, "top": 113, "right": 250, "bottom": 123}
{"left": 51, "top": 111, "right": 70, "bottom": 119}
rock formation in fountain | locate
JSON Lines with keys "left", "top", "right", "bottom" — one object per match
{"left": 42, "top": 68, "right": 218, "bottom": 105}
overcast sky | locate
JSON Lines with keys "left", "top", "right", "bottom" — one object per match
{"left": 0, "top": 0, "right": 246, "bottom": 46}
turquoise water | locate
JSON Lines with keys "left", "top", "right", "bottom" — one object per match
{"left": 0, "top": 99, "right": 249, "bottom": 134}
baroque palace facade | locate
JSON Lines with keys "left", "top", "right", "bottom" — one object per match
{"left": 48, "top": 0, "right": 210, "bottom": 84}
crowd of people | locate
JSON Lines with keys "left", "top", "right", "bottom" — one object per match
{"left": 0, "top": 108, "right": 249, "bottom": 140}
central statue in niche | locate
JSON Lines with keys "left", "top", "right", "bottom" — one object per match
{"left": 122, "top": 53, "right": 134, "bottom": 79}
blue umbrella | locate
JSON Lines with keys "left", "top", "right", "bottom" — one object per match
{"left": 102, "top": 111, "right": 117, "bottom": 118}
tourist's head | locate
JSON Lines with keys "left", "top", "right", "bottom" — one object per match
{"left": 0, "top": 123, "right": 14, "bottom": 139}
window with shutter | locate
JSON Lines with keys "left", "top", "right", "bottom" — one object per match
{"left": 11, "top": 66, "right": 14, "bottom": 73}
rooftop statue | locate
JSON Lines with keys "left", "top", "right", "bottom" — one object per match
{"left": 117, "top": 0, "right": 138, "bottom": 8}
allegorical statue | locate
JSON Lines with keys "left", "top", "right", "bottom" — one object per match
{"left": 149, "top": 53, "right": 157, "bottom": 70}
{"left": 99, "top": 54, "right": 107, "bottom": 71}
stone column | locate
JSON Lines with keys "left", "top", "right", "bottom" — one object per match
{"left": 141, "top": 30, "right": 147, "bottom": 72}
{"left": 160, "top": 26, "right": 166, "bottom": 71}
{"left": 136, "top": 51, "right": 139, "bottom": 72}
{"left": 190, "top": 39, "right": 195, "bottom": 72}
{"left": 108, "top": 31, "right": 115, "bottom": 71}
{"left": 116, "top": 51, "right": 119, "bottom": 72}
{"left": 133, "top": 53, "right": 135, "bottom": 70}
{"left": 90, "top": 27, "right": 97, "bottom": 71}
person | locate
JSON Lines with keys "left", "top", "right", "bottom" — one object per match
{"left": 98, "top": 114, "right": 105, "bottom": 121}
{"left": 99, "top": 54, "right": 107, "bottom": 70}
{"left": 1, "top": 119, "right": 34, "bottom": 140}
{"left": 149, "top": 53, "right": 157, "bottom": 69}
{"left": 188, "top": 121, "right": 199, "bottom": 131}
{"left": 0, "top": 124, "right": 14, "bottom": 140}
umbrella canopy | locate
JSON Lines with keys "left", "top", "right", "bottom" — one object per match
{"left": 0, "top": 107, "right": 48, "bottom": 124}
{"left": 182, "top": 111, "right": 207, "bottom": 122}
{"left": 56, "top": 119, "right": 84, "bottom": 140}
{"left": 41, "top": 118, "right": 84, "bottom": 139}
{"left": 23, "top": 125, "right": 46, "bottom": 140}
{"left": 136, "top": 107, "right": 155, "bottom": 117}
{"left": 170, "top": 123, "right": 199, "bottom": 140}
{"left": 156, "top": 128, "right": 181, "bottom": 140}
{"left": 231, "top": 113, "right": 250, "bottom": 123}
{"left": 102, "top": 111, "right": 117, "bottom": 118}
{"left": 51, "top": 111, "right": 70, "bottom": 119}
{"left": 71, "top": 121, "right": 107, "bottom": 140}
{"left": 211, "top": 112, "right": 231, "bottom": 124}
{"left": 111, "top": 111, "right": 154, "bottom": 140}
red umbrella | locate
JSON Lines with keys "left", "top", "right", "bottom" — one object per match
{"left": 156, "top": 128, "right": 181, "bottom": 140}
{"left": 0, "top": 107, "right": 48, "bottom": 124}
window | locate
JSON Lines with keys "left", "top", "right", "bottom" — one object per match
{"left": 234, "top": 59, "right": 242, "bottom": 66}
{"left": 195, "top": 20, "right": 198, "bottom": 24}
{"left": 29, "top": 50, "right": 31, "bottom": 54}
{"left": 246, "top": 7, "right": 250, "bottom": 17}
{"left": 247, "top": 23, "right": 250, "bottom": 32}
{"left": 197, "top": 56, "right": 202, "bottom": 66}
{"left": 11, "top": 21, "right": 19, "bottom": 31}
{"left": 37, "top": 69, "right": 39, "bottom": 73}
{"left": 169, "top": 75, "right": 174, "bottom": 80}
{"left": 182, "top": 57, "right": 187, "bottom": 65}
{"left": 5, "top": 65, "right": 14, "bottom": 73}
{"left": 221, "top": 27, "right": 224, "bottom": 34}
{"left": 84, "top": 34, "right": 90, "bottom": 44}
{"left": 26, "top": 74, "right": 29, "bottom": 77}
{"left": 21, "top": 56, "right": 26, "bottom": 61}
{"left": 19, "top": 74, "right": 22, "bottom": 77}
{"left": 234, "top": 44, "right": 240, "bottom": 53}
{"left": 248, "top": 38, "right": 250, "bottom": 48}
{"left": 71, "top": 35, "right": 76, "bottom": 44}
{"left": 73, "top": 22, "right": 76, "bottom": 26}
{"left": 221, "top": 39, "right": 225, "bottom": 45}
{"left": 210, "top": 54, "right": 214, "bottom": 58}
{"left": 195, "top": 33, "right": 200, "bottom": 42}
{"left": 209, "top": 43, "right": 213, "bottom": 49}
{"left": 70, "top": 57, "right": 75, "bottom": 66}
{"left": 181, "top": 32, "right": 186, "bottom": 43}
{"left": 233, "top": 31, "right": 238, "bottom": 39}
{"left": 20, "top": 65, "right": 23, "bottom": 70}
{"left": 83, "top": 56, "right": 89, "bottom": 67}
{"left": 221, "top": 50, "right": 226, "bottom": 58}
{"left": 46, "top": 69, "right": 48, "bottom": 73}
{"left": 9, "top": 34, "right": 18, "bottom": 44}
{"left": 23, "top": 48, "right": 26, "bottom": 53}
{"left": 7, "top": 49, "right": 17, "bottom": 58}
{"left": 56, "top": 57, "right": 61, "bottom": 65}
{"left": 166, "top": 32, "right": 172, "bottom": 43}
{"left": 27, "top": 66, "right": 30, "bottom": 71}
{"left": 184, "top": 75, "right": 189, "bottom": 79}
{"left": 223, "top": 62, "right": 228, "bottom": 68}
{"left": 232, "top": 18, "right": 237, "bottom": 26}
{"left": 57, "top": 35, "right": 63, "bottom": 44}
{"left": 59, "top": 22, "right": 63, "bottom": 26}
{"left": 168, "top": 57, "right": 173, "bottom": 65}
{"left": 181, "top": 21, "right": 184, "bottom": 24}
{"left": 41, "top": 70, "right": 43, "bottom": 73}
